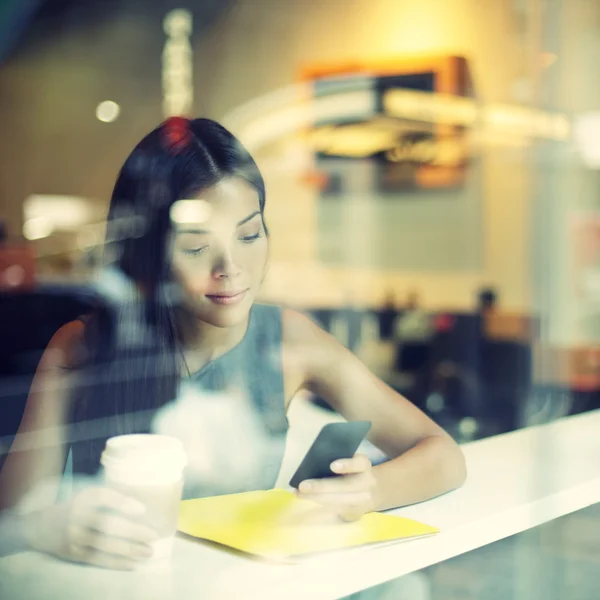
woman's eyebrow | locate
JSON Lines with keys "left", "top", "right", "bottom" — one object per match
{"left": 237, "top": 210, "right": 261, "bottom": 227}
{"left": 176, "top": 227, "right": 209, "bottom": 235}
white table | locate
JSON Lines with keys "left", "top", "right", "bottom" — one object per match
{"left": 1, "top": 407, "right": 599, "bottom": 600}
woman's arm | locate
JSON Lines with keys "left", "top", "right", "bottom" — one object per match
{"left": 282, "top": 309, "right": 466, "bottom": 513}
{"left": 0, "top": 321, "right": 161, "bottom": 568}
{"left": 0, "top": 320, "right": 83, "bottom": 511}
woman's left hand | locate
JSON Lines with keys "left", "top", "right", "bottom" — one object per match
{"left": 296, "top": 454, "right": 379, "bottom": 521}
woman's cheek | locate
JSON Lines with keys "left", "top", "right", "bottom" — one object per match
{"left": 245, "top": 241, "right": 268, "bottom": 278}
{"left": 173, "top": 262, "right": 209, "bottom": 298}
{"left": 185, "top": 273, "right": 210, "bottom": 298}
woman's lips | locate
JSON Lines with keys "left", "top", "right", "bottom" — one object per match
{"left": 205, "top": 290, "right": 248, "bottom": 305}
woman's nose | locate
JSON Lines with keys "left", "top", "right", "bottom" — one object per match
{"left": 212, "top": 250, "right": 241, "bottom": 279}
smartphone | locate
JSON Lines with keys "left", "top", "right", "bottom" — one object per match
{"left": 289, "top": 421, "right": 371, "bottom": 489}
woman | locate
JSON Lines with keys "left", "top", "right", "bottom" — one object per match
{"left": 0, "top": 117, "right": 466, "bottom": 570}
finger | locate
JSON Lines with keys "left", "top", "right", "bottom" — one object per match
{"left": 296, "top": 491, "right": 372, "bottom": 508}
{"left": 338, "top": 508, "right": 365, "bottom": 522}
{"left": 299, "top": 473, "right": 369, "bottom": 494}
{"left": 89, "top": 488, "right": 147, "bottom": 516}
{"left": 330, "top": 454, "right": 371, "bottom": 475}
{"left": 92, "top": 513, "right": 159, "bottom": 545}
{"left": 86, "top": 529, "right": 154, "bottom": 560}
{"left": 69, "top": 522, "right": 153, "bottom": 561}
{"left": 74, "top": 487, "right": 146, "bottom": 518}
{"left": 82, "top": 550, "right": 139, "bottom": 571}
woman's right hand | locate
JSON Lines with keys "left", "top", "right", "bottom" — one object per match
{"left": 23, "top": 487, "right": 159, "bottom": 570}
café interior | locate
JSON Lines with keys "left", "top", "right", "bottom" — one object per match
{"left": 1, "top": 1, "right": 599, "bottom": 599}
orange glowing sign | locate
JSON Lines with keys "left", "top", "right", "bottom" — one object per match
{"left": 301, "top": 56, "right": 471, "bottom": 192}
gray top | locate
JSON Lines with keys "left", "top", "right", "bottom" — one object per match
{"left": 188, "top": 303, "right": 288, "bottom": 433}
{"left": 181, "top": 303, "right": 289, "bottom": 497}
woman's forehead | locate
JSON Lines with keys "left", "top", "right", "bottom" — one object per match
{"left": 170, "top": 179, "right": 260, "bottom": 229}
{"left": 196, "top": 178, "right": 259, "bottom": 208}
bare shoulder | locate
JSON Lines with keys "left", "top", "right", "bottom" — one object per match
{"left": 281, "top": 307, "right": 328, "bottom": 345}
{"left": 281, "top": 307, "right": 346, "bottom": 384}
{"left": 280, "top": 308, "right": 335, "bottom": 403}
{"left": 281, "top": 307, "right": 311, "bottom": 334}
{"left": 38, "top": 319, "right": 86, "bottom": 371}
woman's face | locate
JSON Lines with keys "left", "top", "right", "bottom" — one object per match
{"left": 170, "top": 177, "right": 268, "bottom": 328}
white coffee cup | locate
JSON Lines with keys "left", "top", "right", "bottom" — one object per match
{"left": 101, "top": 434, "right": 187, "bottom": 560}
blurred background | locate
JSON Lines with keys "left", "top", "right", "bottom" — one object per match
{"left": 1, "top": 1, "right": 599, "bottom": 598}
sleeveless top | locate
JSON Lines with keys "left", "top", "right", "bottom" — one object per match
{"left": 69, "top": 304, "right": 289, "bottom": 498}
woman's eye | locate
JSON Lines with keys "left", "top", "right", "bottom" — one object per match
{"left": 182, "top": 246, "right": 208, "bottom": 256}
{"left": 240, "top": 233, "right": 261, "bottom": 243}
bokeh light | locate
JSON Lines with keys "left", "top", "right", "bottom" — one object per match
{"left": 95, "top": 100, "right": 120, "bottom": 123}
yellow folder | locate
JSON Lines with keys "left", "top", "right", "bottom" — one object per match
{"left": 178, "top": 489, "right": 439, "bottom": 561}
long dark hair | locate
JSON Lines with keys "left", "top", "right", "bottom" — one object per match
{"left": 109, "top": 117, "right": 266, "bottom": 342}
{"left": 70, "top": 118, "right": 267, "bottom": 474}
